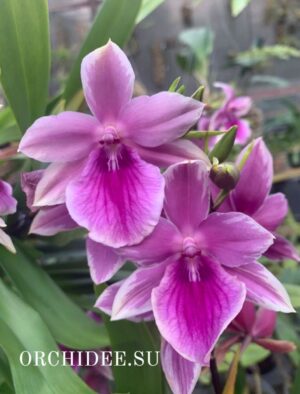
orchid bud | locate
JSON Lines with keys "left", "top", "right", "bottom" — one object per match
{"left": 210, "top": 160, "right": 240, "bottom": 190}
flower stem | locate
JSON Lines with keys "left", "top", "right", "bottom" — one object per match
{"left": 210, "top": 352, "right": 222, "bottom": 394}
{"left": 212, "top": 189, "right": 229, "bottom": 211}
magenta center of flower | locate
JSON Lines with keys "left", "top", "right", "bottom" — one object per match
{"left": 100, "top": 126, "right": 122, "bottom": 171}
{"left": 182, "top": 237, "right": 202, "bottom": 282}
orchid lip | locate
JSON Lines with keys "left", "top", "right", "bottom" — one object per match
{"left": 182, "top": 237, "right": 199, "bottom": 258}
{"left": 99, "top": 125, "right": 121, "bottom": 145}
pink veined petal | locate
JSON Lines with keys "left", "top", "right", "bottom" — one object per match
{"left": 196, "top": 212, "right": 274, "bottom": 267}
{"left": 235, "top": 119, "right": 252, "bottom": 145}
{"left": 120, "top": 92, "right": 204, "bottom": 147}
{"left": 226, "top": 262, "right": 294, "bottom": 313}
{"left": 86, "top": 238, "right": 125, "bottom": 284}
{"left": 164, "top": 161, "right": 210, "bottom": 236}
{"left": 214, "top": 82, "right": 235, "bottom": 101}
{"left": 254, "top": 338, "right": 296, "bottom": 353}
{"left": 252, "top": 193, "right": 288, "bottom": 232}
{"left": 231, "top": 138, "right": 273, "bottom": 215}
{"left": 229, "top": 301, "right": 256, "bottom": 334}
{"left": 0, "top": 180, "right": 17, "bottom": 216}
{"left": 34, "top": 159, "right": 86, "bottom": 207}
{"left": 252, "top": 308, "right": 276, "bottom": 338}
{"left": 29, "top": 205, "right": 78, "bottom": 236}
{"left": 66, "top": 146, "right": 165, "bottom": 248}
{"left": 111, "top": 261, "right": 168, "bottom": 320}
{"left": 161, "top": 340, "right": 201, "bottom": 394}
{"left": 81, "top": 41, "right": 134, "bottom": 123}
{"left": 119, "top": 218, "right": 182, "bottom": 265}
{"left": 0, "top": 228, "right": 15, "bottom": 253}
{"left": 19, "top": 112, "right": 100, "bottom": 162}
{"left": 152, "top": 256, "right": 246, "bottom": 363}
{"left": 95, "top": 281, "right": 123, "bottom": 315}
{"left": 264, "top": 234, "right": 300, "bottom": 262}
{"left": 227, "top": 96, "right": 252, "bottom": 117}
{"left": 136, "top": 139, "right": 211, "bottom": 169}
{"left": 21, "top": 170, "right": 44, "bottom": 211}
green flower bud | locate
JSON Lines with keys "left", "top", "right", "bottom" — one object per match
{"left": 210, "top": 161, "right": 240, "bottom": 191}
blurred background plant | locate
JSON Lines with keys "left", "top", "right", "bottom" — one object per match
{"left": 0, "top": 0, "right": 300, "bottom": 393}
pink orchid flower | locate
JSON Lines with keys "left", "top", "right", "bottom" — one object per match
{"left": 21, "top": 171, "right": 77, "bottom": 236}
{"left": 213, "top": 138, "right": 300, "bottom": 262}
{"left": 0, "top": 180, "right": 17, "bottom": 252}
{"left": 94, "top": 161, "right": 293, "bottom": 368}
{"left": 217, "top": 301, "right": 296, "bottom": 359}
{"left": 209, "top": 82, "right": 252, "bottom": 145}
{"left": 19, "top": 41, "right": 205, "bottom": 248}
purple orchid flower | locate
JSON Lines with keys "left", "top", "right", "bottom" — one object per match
{"left": 210, "top": 82, "right": 252, "bottom": 145}
{"left": 19, "top": 41, "right": 205, "bottom": 248}
{"left": 217, "top": 301, "right": 296, "bottom": 362}
{"left": 0, "top": 179, "right": 17, "bottom": 252}
{"left": 94, "top": 161, "right": 293, "bottom": 369}
{"left": 21, "top": 171, "right": 77, "bottom": 236}
{"left": 213, "top": 138, "right": 300, "bottom": 262}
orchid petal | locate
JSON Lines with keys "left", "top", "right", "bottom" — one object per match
{"left": 19, "top": 112, "right": 99, "bottom": 162}
{"left": 95, "top": 281, "right": 123, "bottom": 315}
{"left": 81, "top": 41, "right": 134, "bottom": 123}
{"left": 229, "top": 301, "right": 256, "bottom": 333}
{"left": 196, "top": 212, "right": 274, "bottom": 267}
{"left": 111, "top": 262, "right": 168, "bottom": 320}
{"left": 252, "top": 308, "right": 276, "bottom": 338}
{"left": 21, "top": 170, "right": 44, "bottom": 211}
{"left": 121, "top": 92, "right": 203, "bottom": 147}
{"left": 66, "top": 146, "right": 164, "bottom": 248}
{"left": 227, "top": 96, "right": 252, "bottom": 117}
{"left": 214, "top": 82, "right": 235, "bottom": 101}
{"left": 226, "top": 262, "right": 294, "bottom": 313}
{"left": 120, "top": 218, "right": 182, "bottom": 265}
{"left": 0, "top": 180, "right": 17, "bottom": 215}
{"left": 161, "top": 340, "right": 201, "bottom": 394}
{"left": 232, "top": 138, "right": 273, "bottom": 215}
{"left": 86, "top": 238, "right": 125, "bottom": 284}
{"left": 0, "top": 228, "right": 15, "bottom": 253}
{"left": 264, "top": 234, "right": 300, "bottom": 262}
{"left": 34, "top": 160, "right": 86, "bottom": 206}
{"left": 152, "top": 256, "right": 246, "bottom": 363}
{"left": 29, "top": 205, "right": 78, "bottom": 236}
{"left": 255, "top": 338, "right": 296, "bottom": 353}
{"left": 235, "top": 119, "right": 251, "bottom": 145}
{"left": 164, "top": 161, "right": 210, "bottom": 236}
{"left": 252, "top": 193, "right": 288, "bottom": 231}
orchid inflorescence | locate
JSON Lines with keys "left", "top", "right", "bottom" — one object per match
{"left": 19, "top": 41, "right": 299, "bottom": 394}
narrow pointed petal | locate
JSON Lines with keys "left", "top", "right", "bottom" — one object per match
{"left": 19, "top": 112, "right": 99, "bottom": 162}
{"left": 21, "top": 170, "right": 43, "bottom": 211}
{"left": 0, "top": 228, "right": 15, "bottom": 253}
{"left": 29, "top": 205, "right": 78, "bottom": 236}
{"left": 121, "top": 92, "right": 204, "bottom": 147}
{"left": 196, "top": 212, "right": 274, "bottom": 267}
{"left": 81, "top": 41, "right": 134, "bottom": 122}
{"left": 164, "top": 161, "right": 210, "bottom": 236}
{"left": 120, "top": 218, "right": 182, "bottom": 265}
{"left": 264, "top": 234, "right": 300, "bottom": 262}
{"left": 231, "top": 138, "right": 273, "bottom": 215}
{"left": 235, "top": 119, "right": 251, "bottom": 145}
{"left": 66, "top": 146, "right": 164, "bottom": 248}
{"left": 228, "top": 96, "right": 252, "bottom": 117}
{"left": 34, "top": 159, "right": 86, "bottom": 206}
{"left": 95, "top": 281, "right": 123, "bottom": 315}
{"left": 226, "top": 262, "right": 294, "bottom": 313}
{"left": 112, "top": 262, "right": 168, "bottom": 320}
{"left": 252, "top": 309, "right": 276, "bottom": 338}
{"left": 214, "top": 82, "right": 235, "bottom": 101}
{"left": 252, "top": 193, "right": 288, "bottom": 231}
{"left": 161, "top": 340, "right": 201, "bottom": 394}
{"left": 255, "top": 338, "right": 296, "bottom": 353}
{"left": 0, "top": 180, "right": 17, "bottom": 215}
{"left": 136, "top": 139, "right": 211, "bottom": 168}
{"left": 152, "top": 256, "right": 246, "bottom": 363}
{"left": 87, "top": 238, "right": 125, "bottom": 284}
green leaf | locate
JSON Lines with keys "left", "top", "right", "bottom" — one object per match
{"left": 209, "top": 126, "right": 237, "bottom": 163}
{"left": 231, "top": 0, "right": 251, "bottom": 17}
{"left": 0, "top": 241, "right": 109, "bottom": 350}
{"left": 276, "top": 314, "right": 300, "bottom": 365}
{"left": 64, "top": 0, "right": 142, "bottom": 102}
{"left": 0, "top": 0, "right": 50, "bottom": 132}
{"left": 136, "top": 0, "right": 164, "bottom": 23}
{"left": 291, "top": 365, "right": 300, "bottom": 394}
{"left": 284, "top": 283, "right": 300, "bottom": 308}
{"left": 0, "top": 279, "right": 95, "bottom": 394}
{"left": 240, "top": 344, "right": 270, "bottom": 367}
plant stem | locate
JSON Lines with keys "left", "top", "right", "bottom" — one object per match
{"left": 210, "top": 353, "right": 222, "bottom": 394}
